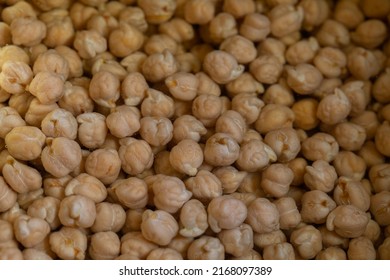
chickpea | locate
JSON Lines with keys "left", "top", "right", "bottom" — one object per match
{"left": 375, "top": 121, "right": 390, "bottom": 157}
{"left": 86, "top": 13, "right": 118, "bottom": 38}
{"left": 187, "top": 236, "right": 224, "bottom": 260}
{"left": 139, "top": 116, "right": 173, "bottom": 147}
{"left": 370, "top": 191, "right": 390, "bottom": 226}
{"left": 142, "top": 49, "right": 178, "bottom": 83}
{"left": 212, "top": 166, "right": 246, "bottom": 194}
{"left": 145, "top": 248, "right": 182, "bottom": 260}
{"left": 274, "top": 197, "right": 301, "bottom": 230}
{"left": 5, "top": 126, "right": 45, "bottom": 161}
{"left": 347, "top": 47, "right": 381, "bottom": 80}
{"left": 290, "top": 225, "right": 322, "bottom": 259}
{"left": 107, "top": 22, "right": 144, "bottom": 58}
{"left": 246, "top": 198, "right": 279, "bottom": 234}
{"left": 0, "top": 61, "right": 33, "bottom": 95}
{"left": 204, "top": 133, "right": 240, "bottom": 167}
{"left": 327, "top": 205, "right": 369, "bottom": 238}
{"left": 263, "top": 127, "right": 300, "bottom": 163}
{"left": 218, "top": 223, "right": 253, "bottom": 258}
{"left": 231, "top": 93, "right": 264, "bottom": 125}
{"left": 254, "top": 104, "right": 294, "bottom": 134}
{"left": 59, "top": 83, "right": 94, "bottom": 117}
{"left": 40, "top": 108, "right": 77, "bottom": 140}
{"left": 301, "top": 132, "right": 339, "bottom": 162}
{"left": 316, "top": 247, "right": 347, "bottom": 260}
{"left": 159, "top": 18, "right": 194, "bottom": 43}
{"left": 219, "top": 35, "right": 257, "bottom": 65}
{"left": 239, "top": 13, "right": 270, "bottom": 42}
{"left": 333, "top": 0, "right": 364, "bottom": 30}
{"left": 165, "top": 72, "right": 198, "bottom": 101}
{"left": 58, "top": 195, "right": 96, "bottom": 228}
{"left": 315, "top": 19, "right": 350, "bottom": 48}
{"left": 0, "top": 107, "right": 26, "bottom": 139}
{"left": 85, "top": 148, "right": 121, "bottom": 185}
{"left": 0, "top": 177, "right": 18, "bottom": 212}
{"left": 249, "top": 54, "right": 283, "bottom": 85}
{"left": 13, "top": 215, "right": 50, "bottom": 248}
{"left": 285, "top": 37, "right": 319, "bottom": 65}
{"left": 89, "top": 70, "right": 120, "bottom": 108}
{"left": 141, "top": 88, "right": 175, "bottom": 118}
{"left": 285, "top": 63, "right": 323, "bottom": 95}
{"left": 351, "top": 20, "right": 387, "bottom": 49}
{"left": 268, "top": 4, "right": 303, "bottom": 38}
{"left": 32, "top": 49, "right": 69, "bottom": 80}
{"left": 119, "top": 137, "right": 153, "bottom": 176}
{"left": 263, "top": 242, "right": 295, "bottom": 260}
{"left": 49, "top": 227, "right": 87, "bottom": 260}
{"left": 185, "top": 170, "right": 222, "bottom": 204}
{"left": 91, "top": 202, "right": 126, "bottom": 233}
{"left": 369, "top": 164, "right": 390, "bottom": 193}
{"left": 173, "top": 115, "right": 207, "bottom": 143}
{"left": 179, "top": 199, "right": 208, "bottom": 238}
{"left": 184, "top": 0, "right": 215, "bottom": 25}
{"left": 120, "top": 231, "right": 158, "bottom": 259}
{"left": 109, "top": 177, "right": 148, "bottom": 210}
{"left": 301, "top": 190, "right": 337, "bottom": 224}
{"left": 333, "top": 151, "right": 367, "bottom": 181}
{"left": 22, "top": 248, "right": 52, "bottom": 260}
{"left": 141, "top": 209, "right": 178, "bottom": 246}
{"left": 77, "top": 113, "right": 107, "bottom": 149}
{"left": 304, "top": 160, "right": 337, "bottom": 193}
{"left": 378, "top": 237, "right": 390, "bottom": 260}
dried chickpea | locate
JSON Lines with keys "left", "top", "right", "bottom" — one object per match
{"left": 64, "top": 173, "right": 106, "bottom": 204}
{"left": 32, "top": 49, "right": 69, "bottom": 80}
{"left": 358, "top": 141, "right": 385, "bottom": 168}
{"left": 120, "top": 231, "right": 158, "bottom": 259}
{"left": 91, "top": 202, "right": 126, "bottom": 233}
{"left": 304, "top": 160, "right": 337, "bottom": 193}
{"left": 370, "top": 191, "right": 390, "bottom": 226}
{"left": 246, "top": 198, "right": 279, "bottom": 234}
{"left": 218, "top": 223, "right": 253, "bottom": 258}
{"left": 333, "top": 151, "right": 367, "bottom": 181}
{"left": 86, "top": 13, "right": 118, "bottom": 38}
{"left": 165, "top": 72, "right": 198, "bottom": 101}
{"left": 13, "top": 215, "right": 50, "bottom": 248}
{"left": 263, "top": 242, "right": 295, "bottom": 260}
{"left": 77, "top": 112, "right": 107, "bottom": 149}
{"left": 225, "top": 73, "right": 264, "bottom": 97}
{"left": 212, "top": 166, "right": 246, "bottom": 194}
{"left": 298, "top": 0, "right": 329, "bottom": 30}
{"left": 120, "top": 52, "right": 147, "bottom": 73}
{"left": 159, "top": 18, "right": 194, "bottom": 43}
{"left": 351, "top": 20, "right": 387, "bottom": 49}
{"left": 263, "top": 81, "right": 295, "bottom": 107}
{"left": 291, "top": 98, "right": 319, "bottom": 130}
{"left": 0, "top": 22, "right": 11, "bottom": 47}
{"left": 28, "top": 71, "right": 65, "bottom": 105}
{"left": 316, "top": 247, "right": 347, "bottom": 260}
{"left": 260, "top": 164, "right": 293, "bottom": 198}
{"left": 285, "top": 37, "right": 319, "bottom": 66}
{"left": 146, "top": 248, "right": 182, "bottom": 260}
{"left": 49, "top": 227, "right": 87, "bottom": 260}
{"left": 231, "top": 93, "right": 264, "bottom": 125}
{"left": 375, "top": 121, "right": 390, "bottom": 157}
{"left": 119, "top": 137, "right": 153, "bottom": 176}
{"left": 290, "top": 225, "right": 322, "bottom": 259}
{"left": 254, "top": 104, "right": 294, "bottom": 134}
{"left": 105, "top": 105, "right": 140, "bottom": 139}
{"left": 369, "top": 164, "right": 390, "bottom": 193}
{"left": 315, "top": 19, "right": 350, "bottom": 48}
{"left": 85, "top": 148, "right": 121, "bottom": 185}
{"left": 89, "top": 71, "right": 120, "bottom": 108}
{"left": 73, "top": 30, "right": 107, "bottom": 60}
{"left": 173, "top": 115, "right": 207, "bottom": 143}
{"left": 183, "top": 0, "right": 215, "bottom": 25}
{"left": 347, "top": 47, "right": 381, "bottom": 80}
{"left": 249, "top": 54, "right": 283, "bottom": 85}
{"left": 0, "top": 61, "right": 33, "bottom": 95}
{"left": 109, "top": 177, "right": 148, "bottom": 210}
{"left": 120, "top": 72, "right": 148, "bottom": 106}
{"left": 41, "top": 108, "right": 77, "bottom": 140}
{"left": 137, "top": 0, "right": 175, "bottom": 24}
{"left": 179, "top": 199, "right": 208, "bottom": 238}
{"left": 108, "top": 22, "right": 144, "bottom": 58}
{"left": 5, "top": 126, "right": 45, "bottom": 161}
{"left": 187, "top": 236, "right": 224, "bottom": 260}
{"left": 327, "top": 205, "right": 369, "bottom": 238}
{"left": 285, "top": 63, "right": 323, "bottom": 95}
{"left": 333, "top": 0, "right": 364, "bottom": 29}
{"left": 219, "top": 35, "right": 257, "bottom": 65}
{"left": 22, "top": 248, "right": 52, "bottom": 260}
{"left": 287, "top": 157, "right": 307, "bottom": 186}
{"left": 0, "top": 177, "right": 18, "bottom": 212}
{"left": 346, "top": 236, "right": 376, "bottom": 260}
{"left": 59, "top": 83, "right": 94, "bottom": 117}
{"left": 263, "top": 127, "right": 300, "bottom": 163}
{"left": 0, "top": 107, "right": 26, "bottom": 139}
{"left": 140, "top": 88, "right": 174, "bottom": 119}
{"left": 350, "top": 111, "right": 380, "bottom": 140}
{"left": 142, "top": 49, "right": 178, "bottom": 83}
{"left": 203, "top": 133, "right": 240, "bottom": 167}
{"left": 301, "top": 190, "right": 337, "bottom": 224}
{"left": 1, "top": 1, "right": 37, "bottom": 25}
{"left": 58, "top": 194, "right": 96, "bottom": 228}
{"left": 301, "top": 132, "right": 339, "bottom": 162}
{"left": 239, "top": 13, "right": 270, "bottom": 42}
{"left": 268, "top": 4, "right": 303, "bottom": 38}
{"left": 26, "top": 196, "right": 60, "bottom": 231}
{"left": 168, "top": 139, "right": 202, "bottom": 176}
{"left": 138, "top": 116, "right": 172, "bottom": 147}
{"left": 185, "top": 170, "right": 222, "bottom": 204}
{"left": 0, "top": 45, "right": 30, "bottom": 72}
{"left": 378, "top": 237, "right": 390, "bottom": 260}
{"left": 141, "top": 209, "right": 178, "bottom": 246}
{"left": 89, "top": 231, "right": 120, "bottom": 260}
{"left": 274, "top": 197, "right": 301, "bottom": 230}
{"left": 195, "top": 72, "right": 221, "bottom": 96}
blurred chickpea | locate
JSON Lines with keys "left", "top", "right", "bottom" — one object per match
{"left": 141, "top": 209, "right": 178, "bottom": 246}
{"left": 91, "top": 202, "right": 126, "bottom": 233}
{"left": 165, "top": 72, "right": 198, "bottom": 101}
{"left": 59, "top": 83, "right": 94, "bottom": 117}
{"left": 250, "top": 54, "right": 283, "bottom": 85}
{"left": 290, "top": 225, "right": 322, "bottom": 259}
{"left": 218, "top": 223, "right": 253, "bottom": 258}
{"left": 49, "top": 227, "right": 87, "bottom": 260}
{"left": 141, "top": 88, "right": 175, "bottom": 118}
{"left": 333, "top": 0, "right": 364, "bottom": 29}
{"left": 185, "top": 170, "right": 222, "bottom": 204}
{"left": 291, "top": 98, "right": 319, "bottom": 130}
{"left": 246, "top": 198, "right": 279, "bottom": 234}
{"left": 89, "top": 231, "right": 120, "bottom": 260}
{"left": 333, "top": 151, "right": 367, "bottom": 181}
{"left": 254, "top": 104, "right": 294, "bottom": 134}
{"left": 369, "top": 164, "right": 390, "bottom": 193}
{"left": 316, "top": 247, "right": 346, "bottom": 260}
{"left": 89, "top": 71, "right": 120, "bottom": 108}
{"left": 351, "top": 20, "right": 387, "bottom": 49}
{"left": 375, "top": 121, "right": 390, "bottom": 157}
{"left": 315, "top": 19, "right": 350, "bottom": 47}
{"left": 0, "top": 45, "right": 30, "bottom": 71}
{"left": 274, "top": 197, "right": 301, "bottom": 230}
{"left": 159, "top": 18, "right": 194, "bottom": 43}
{"left": 85, "top": 148, "right": 121, "bottom": 185}
{"left": 168, "top": 139, "right": 203, "bottom": 176}
{"left": 41, "top": 108, "right": 77, "bottom": 140}
{"left": 260, "top": 164, "right": 293, "bottom": 198}
{"left": 195, "top": 72, "right": 221, "bottom": 96}
{"left": 187, "top": 236, "right": 224, "bottom": 260}
{"left": 347, "top": 47, "right": 381, "bottom": 80}
{"left": 184, "top": 0, "right": 215, "bottom": 25}
{"left": 5, "top": 126, "right": 45, "bottom": 161}
{"left": 121, "top": 72, "right": 148, "bottom": 106}
{"left": 219, "top": 35, "right": 257, "bottom": 65}
{"left": 239, "top": 13, "right": 270, "bottom": 42}
{"left": 120, "top": 231, "right": 158, "bottom": 259}
{"left": 146, "top": 248, "right": 183, "bottom": 260}
{"left": 108, "top": 23, "right": 144, "bottom": 58}
{"left": 208, "top": 12, "right": 237, "bottom": 44}
{"left": 304, "top": 160, "right": 337, "bottom": 193}
{"left": 0, "top": 107, "right": 26, "bottom": 139}
{"left": 378, "top": 237, "right": 390, "bottom": 260}
{"left": 347, "top": 236, "right": 376, "bottom": 260}
{"left": 231, "top": 93, "right": 264, "bottom": 125}
{"left": 0, "top": 177, "right": 18, "bottom": 213}
{"left": 263, "top": 242, "right": 295, "bottom": 260}
{"left": 0, "top": 22, "right": 11, "bottom": 47}
{"left": 179, "top": 199, "right": 208, "bottom": 238}
{"left": 370, "top": 191, "right": 390, "bottom": 226}
{"left": 1, "top": 1, "right": 37, "bottom": 25}
{"left": 13, "top": 215, "right": 50, "bottom": 248}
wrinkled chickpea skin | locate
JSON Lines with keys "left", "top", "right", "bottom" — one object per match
{"left": 0, "top": 0, "right": 389, "bottom": 261}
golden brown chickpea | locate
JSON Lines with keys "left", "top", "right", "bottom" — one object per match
{"left": 159, "top": 18, "right": 194, "bottom": 43}
{"left": 333, "top": 0, "right": 364, "bottom": 29}
{"left": 142, "top": 49, "right": 178, "bottom": 83}
{"left": 173, "top": 115, "right": 207, "bottom": 143}
{"left": 375, "top": 121, "right": 390, "bottom": 157}
{"left": 254, "top": 104, "right": 294, "bottom": 135}
{"left": 139, "top": 116, "right": 173, "bottom": 147}
{"left": 286, "top": 63, "right": 323, "bottom": 95}
{"left": 146, "top": 248, "right": 183, "bottom": 260}
{"left": 378, "top": 237, "right": 390, "bottom": 260}
{"left": 301, "top": 132, "right": 339, "bottom": 162}
{"left": 351, "top": 20, "right": 387, "bottom": 49}
{"left": 347, "top": 47, "right": 381, "bottom": 80}
{"left": 274, "top": 197, "right": 301, "bottom": 230}
{"left": 58, "top": 194, "right": 96, "bottom": 228}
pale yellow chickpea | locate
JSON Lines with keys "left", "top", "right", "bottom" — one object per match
{"left": 0, "top": 61, "right": 33, "bottom": 95}
{"left": 89, "top": 70, "right": 120, "bottom": 108}
{"left": 301, "top": 190, "right": 337, "bottom": 224}
{"left": 141, "top": 209, "right": 178, "bottom": 246}
{"left": 91, "top": 202, "right": 126, "bottom": 233}
{"left": 316, "top": 247, "right": 347, "bottom": 260}
{"left": 49, "top": 227, "right": 87, "bottom": 260}
{"left": 13, "top": 215, "right": 50, "bottom": 248}
{"left": 185, "top": 170, "right": 222, "bottom": 204}
{"left": 40, "top": 108, "right": 78, "bottom": 140}
{"left": 151, "top": 175, "right": 191, "bottom": 214}
{"left": 333, "top": 151, "right": 367, "bottom": 181}
{"left": 184, "top": 0, "right": 215, "bottom": 25}
{"left": 108, "top": 22, "right": 144, "bottom": 58}
{"left": 5, "top": 126, "right": 45, "bottom": 161}
{"left": 141, "top": 88, "right": 175, "bottom": 118}
{"left": 28, "top": 72, "right": 65, "bottom": 105}
{"left": 137, "top": 0, "right": 175, "bottom": 24}
{"left": 351, "top": 20, "right": 387, "bottom": 49}
{"left": 159, "top": 18, "right": 194, "bottom": 43}
{"left": 32, "top": 49, "right": 69, "bottom": 80}
{"left": 165, "top": 72, "right": 198, "bottom": 101}
{"left": 172, "top": 115, "right": 207, "bottom": 143}
{"left": 59, "top": 82, "right": 94, "bottom": 117}
{"left": 249, "top": 54, "right": 283, "bottom": 85}
{"left": 73, "top": 30, "right": 107, "bottom": 60}
{"left": 119, "top": 137, "right": 153, "bottom": 176}
{"left": 315, "top": 19, "right": 350, "bottom": 47}
{"left": 89, "top": 231, "right": 120, "bottom": 260}
{"left": 204, "top": 133, "right": 240, "bottom": 167}
{"left": 10, "top": 16, "right": 46, "bottom": 47}
{"left": 203, "top": 50, "right": 244, "bottom": 85}
{"left": 333, "top": 0, "right": 364, "bottom": 30}
{"left": 187, "top": 236, "right": 225, "bottom": 260}
{"left": 254, "top": 104, "right": 294, "bottom": 134}
{"left": 263, "top": 242, "right": 295, "bottom": 260}
{"left": 263, "top": 127, "right": 300, "bottom": 163}
{"left": 142, "top": 49, "right": 178, "bottom": 83}
{"left": 246, "top": 198, "right": 279, "bottom": 234}
{"left": 301, "top": 132, "right": 339, "bottom": 162}
{"left": 179, "top": 199, "right": 208, "bottom": 238}
{"left": 1, "top": 1, "right": 37, "bottom": 25}
{"left": 85, "top": 148, "right": 121, "bottom": 185}
{"left": 327, "top": 205, "right": 369, "bottom": 238}
{"left": 370, "top": 191, "right": 390, "bottom": 226}
{"left": 0, "top": 107, "right": 26, "bottom": 139}
{"left": 0, "top": 177, "right": 18, "bottom": 212}
{"left": 77, "top": 112, "right": 107, "bottom": 149}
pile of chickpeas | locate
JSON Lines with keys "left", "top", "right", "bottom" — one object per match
{"left": 0, "top": 0, "right": 389, "bottom": 260}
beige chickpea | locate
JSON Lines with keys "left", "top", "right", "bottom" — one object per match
{"left": 304, "top": 160, "right": 337, "bottom": 193}
{"left": 175, "top": 52, "right": 202, "bottom": 73}
{"left": 246, "top": 198, "right": 279, "bottom": 234}
{"left": 106, "top": 105, "right": 140, "bottom": 139}
{"left": 41, "top": 137, "right": 82, "bottom": 178}
{"left": 144, "top": 34, "right": 178, "bottom": 56}
{"left": 141, "top": 88, "right": 174, "bottom": 118}
{"left": 26, "top": 98, "right": 60, "bottom": 128}
{"left": 204, "top": 133, "right": 240, "bottom": 167}
{"left": 49, "top": 227, "right": 87, "bottom": 260}
{"left": 152, "top": 175, "right": 191, "bottom": 213}
{"left": 154, "top": 151, "right": 184, "bottom": 178}
{"left": 290, "top": 225, "right": 322, "bottom": 259}
{"left": 192, "top": 94, "right": 223, "bottom": 127}
{"left": 10, "top": 17, "right": 45, "bottom": 47}
{"left": 179, "top": 199, "right": 208, "bottom": 238}
{"left": 0, "top": 45, "right": 30, "bottom": 72}
{"left": 89, "top": 71, "right": 120, "bottom": 108}
{"left": 64, "top": 173, "right": 106, "bottom": 204}
{"left": 120, "top": 52, "right": 147, "bottom": 73}
{"left": 43, "top": 175, "right": 71, "bottom": 200}
{"left": 346, "top": 236, "right": 376, "bottom": 260}
{"left": 166, "top": 235, "right": 193, "bottom": 259}
{"left": 22, "top": 248, "right": 52, "bottom": 260}
{"left": 77, "top": 112, "right": 107, "bottom": 149}
{"left": 0, "top": 22, "right": 11, "bottom": 47}
{"left": 85, "top": 148, "right": 121, "bottom": 185}
{"left": 254, "top": 104, "right": 294, "bottom": 134}
{"left": 333, "top": 151, "right": 366, "bottom": 181}
{"left": 169, "top": 139, "right": 203, "bottom": 176}
{"left": 315, "top": 19, "right": 350, "bottom": 47}
{"left": 287, "top": 157, "right": 307, "bottom": 186}
{"left": 139, "top": 116, "right": 173, "bottom": 147}
{"left": 86, "top": 13, "right": 118, "bottom": 38}
{"left": 184, "top": 0, "right": 215, "bottom": 25}
{"left": 137, "top": 0, "right": 175, "bottom": 24}
{"left": 54, "top": 46, "right": 82, "bottom": 79}
{"left": 226, "top": 73, "right": 264, "bottom": 97}
{"left": 253, "top": 230, "right": 286, "bottom": 250}
{"left": 260, "top": 164, "right": 293, "bottom": 197}
{"left": 369, "top": 164, "right": 390, "bottom": 193}
{"left": 120, "top": 231, "right": 158, "bottom": 259}
{"left": 122, "top": 208, "right": 144, "bottom": 233}
{"left": 298, "top": 0, "right": 329, "bottom": 30}
{"left": 351, "top": 20, "right": 387, "bottom": 49}
{"left": 1, "top": 1, "right": 36, "bottom": 24}
{"left": 40, "top": 9, "right": 74, "bottom": 47}
{"left": 203, "top": 50, "right": 244, "bottom": 85}
{"left": 28, "top": 71, "right": 64, "bottom": 105}
{"left": 375, "top": 121, "right": 390, "bottom": 157}
{"left": 59, "top": 83, "right": 94, "bottom": 117}
{"left": 358, "top": 141, "right": 385, "bottom": 168}
{"left": 173, "top": 115, "right": 207, "bottom": 143}
{"left": 187, "top": 236, "right": 224, "bottom": 260}
{"left": 68, "top": 2, "right": 97, "bottom": 30}
{"left": 319, "top": 225, "right": 349, "bottom": 249}
{"left": 91, "top": 202, "right": 126, "bottom": 233}
{"left": 32, "top": 49, "right": 69, "bottom": 80}
{"left": 195, "top": 72, "right": 221, "bottom": 96}
{"left": 332, "top": 122, "right": 366, "bottom": 152}
{"left": 0, "top": 61, "right": 33, "bottom": 95}
{"left": 73, "top": 30, "right": 107, "bottom": 60}
{"left": 239, "top": 12, "right": 270, "bottom": 42}
{"left": 26, "top": 196, "right": 60, "bottom": 231}
{"left": 258, "top": 38, "right": 286, "bottom": 66}
{"left": 0, "top": 177, "right": 17, "bottom": 212}
{"left": 249, "top": 54, "right": 283, "bottom": 85}
{"left": 219, "top": 35, "right": 256, "bottom": 65}
{"left": 141, "top": 209, "right": 178, "bottom": 246}
{"left": 108, "top": 22, "right": 144, "bottom": 58}
{"left": 370, "top": 191, "right": 390, "bottom": 226}
{"left": 0, "top": 107, "right": 26, "bottom": 139}
{"left": 218, "top": 223, "right": 253, "bottom": 258}
{"left": 285, "top": 63, "right": 323, "bottom": 95}
{"left": 268, "top": 4, "right": 303, "bottom": 38}
{"left": 291, "top": 98, "right": 319, "bottom": 130}
{"left": 119, "top": 137, "right": 153, "bottom": 176}
{"left": 13, "top": 215, "right": 50, "bottom": 248}
{"left": 327, "top": 205, "right": 369, "bottom": 238}
{"left": 185, "top": 170, "right": 222, "bottom": 204}
{"left": 222, "top": 0, "right": 255, "bottom": 18}
{"left": 165, "top": 72, "right": 198, "bottom": 101}
{"left": 231, "top": 93, "right": 264, "bottom": 125}
{"left": 121, "top": 72, "right": 148, "bottom": 106}
{"left": 0, "top": 247, "right": 23, "bottom": 260}
{"left": 361, "top": 0, "right": 390, "bottom": 18}
{"left": 207, "top": 195, "right": 247, "bottom": 233}
{"left": 88, "top": 231, "right": 120, "bottom": 260}
{"left": 313, "top": 47, "right": 347, "bottom": 79}
{"left": 301, "top": 190, "right": 337, "bottom": 224}
{"left": 285, "top": 37, "right": 319, "bottom": 65}
{"left": 301, "top": 132, "right": 339, "bottom": 162}
{"left": 333, "top": 0, "right": 364, "bottom": 29}
{"left": 142, "top": 49, "right": 178, "bottom": 83}
{"left": 58, "top": 194, "right": 96, "bottom": 228}
{"left": 17, "top": 188, "right": 44, "bottom": 210}
{"left": 41, "top": 108, "right": 77, "bottom": 140}
{"left": 263, "top": 242, "right": 295, "bottom": 260}
{"left": 316, "top": 247, "right": 347, "bottom": 260}
{"left": 347, "top": 47, "right": 381, "bottom": 80}
{"left": 212, "top": 166, "right": 246, "bottom": 194}
{"left": 5, "top": 126, "right": 45, "bottom": 161}
{"left": 263, "top": 127, "right": 300, "bottom": 163}
{"left": 274, "top": 197, "right": 301, "bottom": 230}
{"left": 263, "top": 81, "right": 295, "bottom": 107}
{"left": 340, "top": 81, "right": 368, "bottom": 117}
{"left": 373, "top": 68, "right": 390, "bottom": 104}
{"left": 378, "top": 237, "right": 390, "bottom": 260}
{"left": 109, "top": 177, "right": 148, "bottom": 210}
{"left": 159, "top": 18, "right": 194, "bottom": 43}
{"left": 146, "top": 248, "right": 182, "bottom": 260}
{"left": 2, "top": 156, "right": 42, "bottom": 194}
